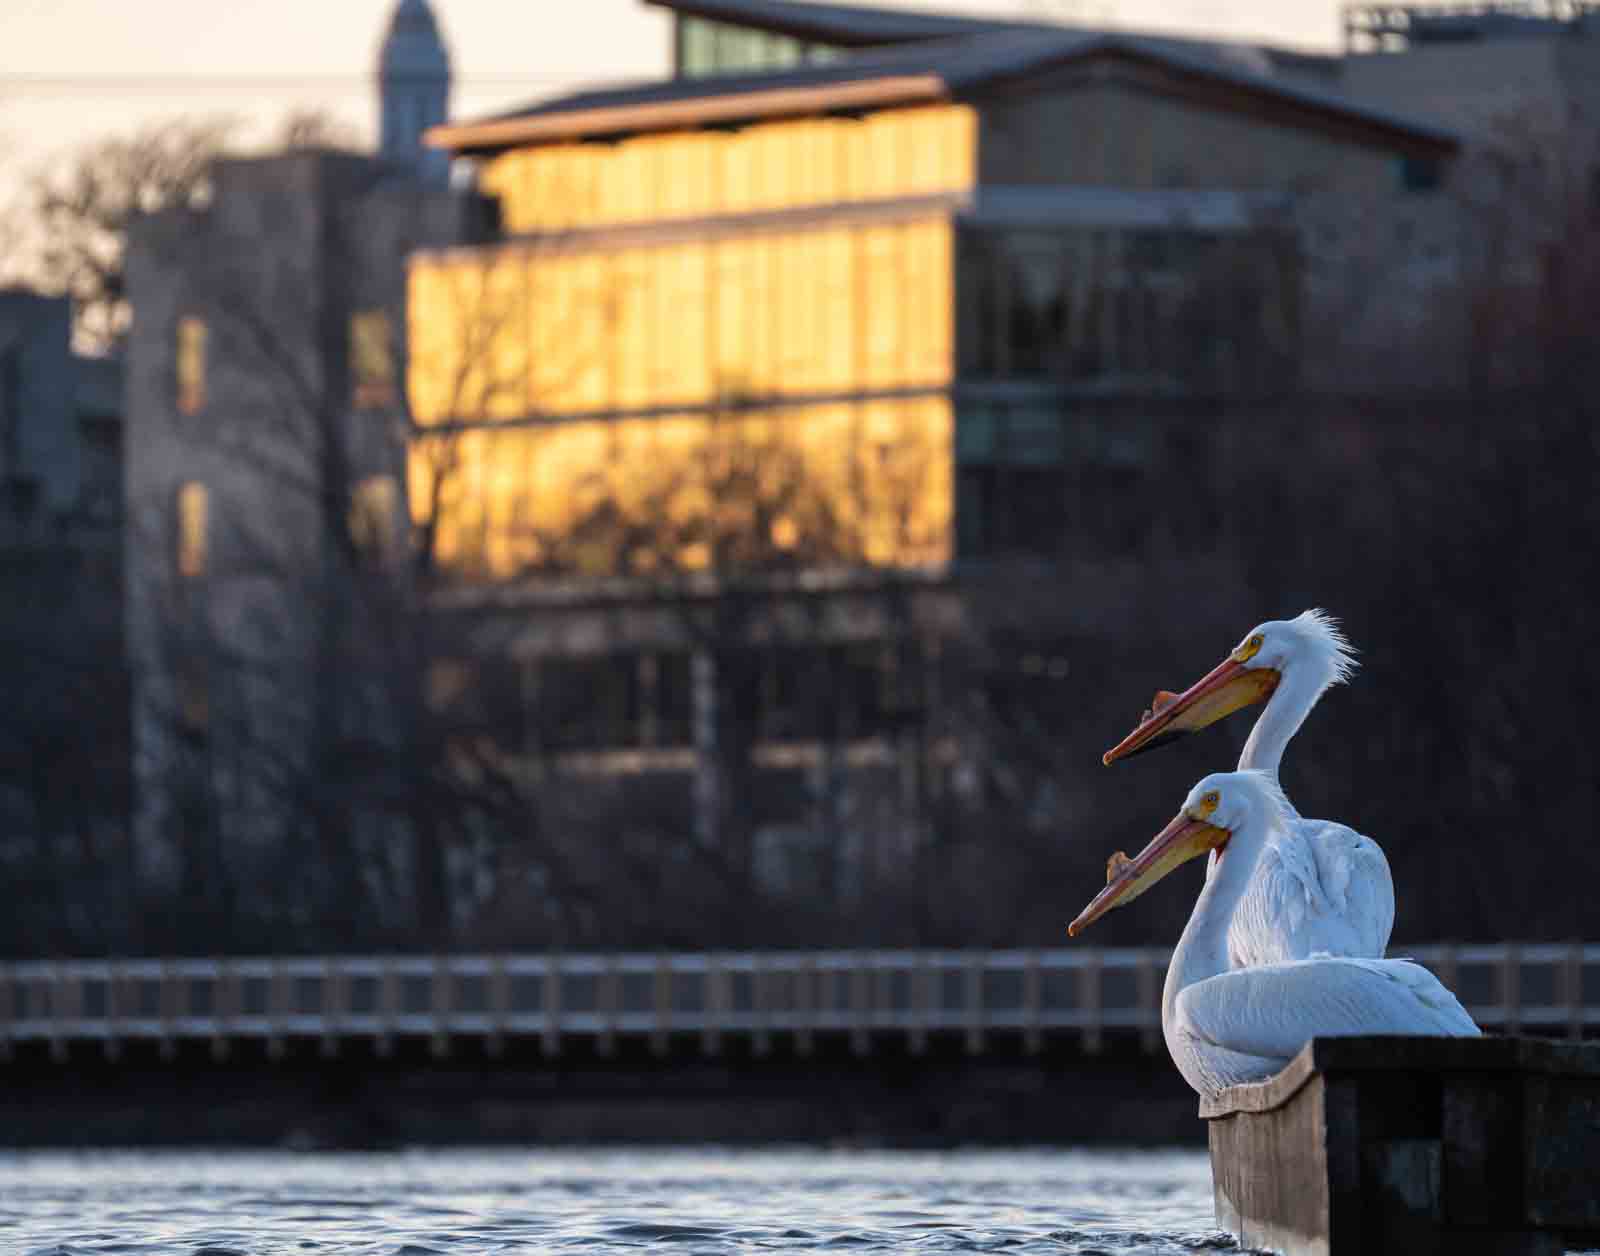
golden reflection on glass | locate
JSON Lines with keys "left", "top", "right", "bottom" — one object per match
{"left": 425, "top": 658, "right": 473, "bottom": 713}
{"left": 408, "top": 397, "right": 953, "bottom": 581}
{"left": 176, "top": 317, "right": 207, "bottom": 416}
{"left": 408, "top": 254, "right": 528, "bottom": 423}
{"left": 481, "top": 105, "right": 977, "bottom": 233}
{"left": 349, "top": 310, "right": 397, "bottom": 409}
{"left": 409, "top": 217, "right": 953, "bottom": 425}
{"left": 349, "top": 474, "right": 399, "bottom": 561}
{"left": 178, "top": 661, "right": 209, "bottom": 733}
{"left": 176, "top": 481, "right": 209, "bottom": 579}
{"left": 409, "top": 106, "right": 968, "bottom": 585}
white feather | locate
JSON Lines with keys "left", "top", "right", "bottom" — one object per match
{"left": 1155, "top": 771, "right": 1477, "bottom": 1101}
{"left": 1172, "top": 956, "right": 1479, "bottom": 1096}
{"left": 1224, "top": 611, "right": 1393, "bottom": 968}
{"left": 1227, "top": 816, "right": 1395, "bottom": 968}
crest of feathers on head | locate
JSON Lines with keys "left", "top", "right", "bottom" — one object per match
{"left": 1289, "top": 608, "right": 1359, "bottom": 690}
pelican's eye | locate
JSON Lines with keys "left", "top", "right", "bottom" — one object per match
{"left": 1193, "top": 791, "right": 1221, "bottom": 819}
{"left": 1232, "top": 634, "right": 1264, "bottom": 663}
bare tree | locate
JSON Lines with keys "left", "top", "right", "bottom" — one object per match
{"left": 0, "top": 135, "right": 33, "bottom": 288}
{"left": 277, "top": 109, "right": 362, "bottom": 153}
{"left": 119, "top": 158, "right": 629, "bottom": 952}
{"left": 27, "top": 119, "right": 237, "bottom": 352}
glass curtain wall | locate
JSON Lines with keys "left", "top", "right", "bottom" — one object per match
{"left": 409, "top": 217, "right": 956, "bottom": 580}
{"left": 955, "top": 225, "right": 1299, "bottom": 390}
{"left": 478, "top": 105, "right": 976, "bottom": 233}
{"left": 951, "top": 223, "right": 1300, "bottom": 559}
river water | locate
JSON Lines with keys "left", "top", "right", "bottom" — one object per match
{"left": 0, "top": 1146, "right": 1229, "bottom": 1255}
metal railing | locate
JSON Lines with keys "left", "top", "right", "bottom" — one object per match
{"left": 1343, "top": 0, "right": 1600, "bottom": 51}
{"left": 0, "top": 943, "right": 1593, "bottom": 1061}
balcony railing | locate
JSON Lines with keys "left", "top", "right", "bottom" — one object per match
{"left": 1343, "top": 0, "right": 1600, "bottom": 51}
{"left": 1, "top": 944, "right": 1593, "bottom": 1061}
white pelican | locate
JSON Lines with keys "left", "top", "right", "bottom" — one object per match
{"left": 1102, "top": 611, "right": 1393, "bottom": 968}
{"left": 1068, "top": 770, "right": 1478, "bottom": 1098}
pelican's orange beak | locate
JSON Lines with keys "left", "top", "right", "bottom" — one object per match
{"left": 1102, "top": 653, "right": 1280, "bottom": 766}
{"left": 1068, "top": 809, "right": 1231, "bottom": 937}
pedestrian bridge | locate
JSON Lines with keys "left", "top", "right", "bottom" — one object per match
{"left": 2, "top": 943, "right": 1593, "bottom": 1061}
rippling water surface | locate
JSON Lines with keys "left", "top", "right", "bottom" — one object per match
{"left": 1, "top": 1146, "right": 1230, "bottom": 1255}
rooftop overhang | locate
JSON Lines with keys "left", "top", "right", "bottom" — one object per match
{"left": 428, "top": 36, "right": 1459, "bottom": 162}
{"left": 426, "top": 74, "right": 948, "bottom": 156}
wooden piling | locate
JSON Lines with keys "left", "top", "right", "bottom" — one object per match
{"left": 1201, "top": 1036, "right": 1600, "bottom": 1256}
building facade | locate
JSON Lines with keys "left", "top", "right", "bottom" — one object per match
{"left": 391, "top": 0, "right": 1459, "bottom": 897}
{"left": 119, "top": 0, "right": 1545, "bottom": 933}
{"left": 416, "top": 9, "right": 1455, "bottom": 579}
{"left": 121, "top": 2, "right": 488, "bottom": 903}
{"left": 0, "top": 291, "right": 127, "bottom": 945}
{"left": 0, "top": 291, "right": 120, "bottom": 545}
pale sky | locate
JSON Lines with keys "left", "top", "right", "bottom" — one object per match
{"left": 1, "top": 0, "right": 1343, "bottom": 227}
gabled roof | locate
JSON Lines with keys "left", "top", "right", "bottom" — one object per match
{"left": 428, "top": 25, "right": 1458, "bottom": 158}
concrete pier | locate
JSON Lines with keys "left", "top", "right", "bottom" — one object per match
{"left": 1201, "top": 1036, "right": 1600, "bottom": 1256}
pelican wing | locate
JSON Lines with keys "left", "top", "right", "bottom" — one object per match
{"left": 1227, "top": 817, "right": 1395, "bottom": 968}
{"left": 1175, "top": 956, "right": 1480, "bottom": 1065}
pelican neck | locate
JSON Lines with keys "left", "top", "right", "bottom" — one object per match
{"left": 1162, "top": 805, "right": 1273, "bottom": 1024}
{"left": 1237, "top": 659, "right": 1329, "bottom": 779}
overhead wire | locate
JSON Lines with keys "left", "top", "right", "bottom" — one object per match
{"left": 0, "top": 73, "right": 607, "bottom": 96}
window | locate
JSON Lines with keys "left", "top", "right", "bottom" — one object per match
{"left": 176, "top": 317, "right": 207, "bottom": 415}
{"left": 534, "top": 655, "right": 642, "bottom": 750}
{"left": 177, "top": 659, "right": 209, "bottom": 735}
{"left": 955, "top": 464, "right": 1069, "bottom": 558}
{"left": 1399, "top": 155, "right": 1442, "bottom": 194}
{"left": 350, "top": 309, "right": 397, "bottom": 408}
{"left": 961, "top": 226, "right": 1291, "bottom": 389}
{"left": 821, "top": 639, "right": 934, "bottom": 736}
{"left": 349, "top": 474, "right": 399, "bottom": 561}
{"left": 176, "top": 481, "right": 209, "bottom": 578}
{"left": 983, "top": 630, "right": 1078, "bottom": 739}
{"left": 656, "top": 652, "right": 694, "bottom": 739}
{"left": 675, "top": 16, "right": 840, "bottom": 77}
{"left": 677, "top": 15, "right": 720, "bottom": 75}
{"left": 426, "top": 658, "right": 475, "bottom": 714}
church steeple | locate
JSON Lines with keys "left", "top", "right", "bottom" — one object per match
{"left": 378, "top": 0, "right": 452, "bottom": 183}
